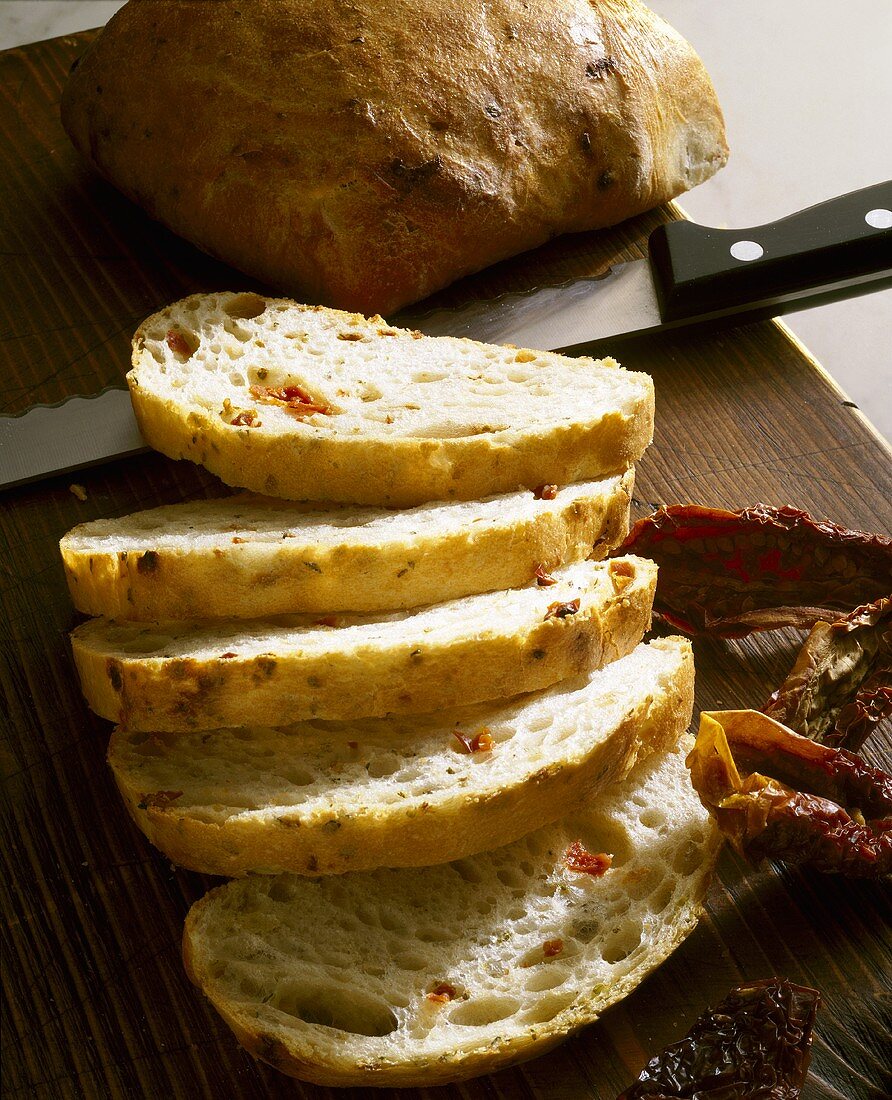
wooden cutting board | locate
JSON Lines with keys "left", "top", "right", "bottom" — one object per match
{"left": 1, "top": 30, "right": 890, "bottom": 1100}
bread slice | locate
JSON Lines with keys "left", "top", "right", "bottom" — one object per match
{"left": 183, "top": 739, "right": 719, "bottom": 1087}
{"left": 127, "top": 292, "right": 654, "bottom": 507}
{"left": 71, "top": 556, "right": 656, "bottom": 732}
{"left": 59, "top": 471, "right": 633, "bottom": 621}
{"left": 109, "top": 637, "right": 693, "bottom": 877}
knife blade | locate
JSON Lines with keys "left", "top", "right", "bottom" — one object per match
{"left": 0, "top": 388, "right": 148, "bottom": 489}
{"left": 403, "top": 180, "right": 892, "bottom": 348}
{"left": 2, "top": 181, "right": 890, "bottom": 490}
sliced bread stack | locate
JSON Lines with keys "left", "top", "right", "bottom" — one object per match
{"left": 62, "top": 293, "right": 717, "bottom": 1085}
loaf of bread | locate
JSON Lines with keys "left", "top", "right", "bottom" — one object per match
{"left": 184, "top": 740, "right": 719, "bottom": 1086}
{"left": 59, "top": 472, "right": 633, "bottom": 620}
{"left": 71, "top": 557, "right": 656, "bottom": 731}
{"left": 62, "top": 0, "right": 727, "bottom": 314}
{"left": 128, "top": 293, "right": 654, "bottom": 507}
{"left": 109, "top": 637, "right": 693, "bottom": 876}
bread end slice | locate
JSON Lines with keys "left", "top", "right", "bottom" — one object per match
{"left": 183, "top": 740, "right": 720, "bottom": 1086}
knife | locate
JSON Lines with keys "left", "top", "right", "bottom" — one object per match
{"left": 2, "top": 181, "right": 890, "bottom": 490}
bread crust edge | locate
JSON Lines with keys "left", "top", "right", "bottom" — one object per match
{"left": 110, "top": 639, "right": 692, "bottom": 876}
{"left": 71, "top": 561, "right": 657, "bottom": 730}
{"left": 60, "top": 471, "right": 633, "bottom": 620}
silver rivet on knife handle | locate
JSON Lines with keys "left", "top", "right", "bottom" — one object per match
{"left": 0, "top": 387, "right": 147, "bottom": 491}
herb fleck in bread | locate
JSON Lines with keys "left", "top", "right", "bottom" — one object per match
{"left": 71, "top": 557, "right": 656, "bottom": 731}
{"left": 183, "top": 740, "right": 719, "bottom": 1087}
{"left": 110, "top": 637, "right": 693, "bottom": 877}
{"left": 127, "top": 293, "right": 654, "bottom": 507}
{"left": 60, "top": 472, "right": 633, "bottom": 621}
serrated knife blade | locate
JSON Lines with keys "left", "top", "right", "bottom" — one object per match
{"left": 2, "top": 181, "right": 890, "bottom": 490}
{"left": 405, "top": 260, "right": 661, "bottom": 348}
{"left": 0, "top": 389, "right": 147, "bottom": 490}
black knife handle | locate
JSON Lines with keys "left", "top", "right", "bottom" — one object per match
{"left": 648, "top": 181, "right": 892, "bottom": 323}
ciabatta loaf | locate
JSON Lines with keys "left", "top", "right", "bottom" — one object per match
{"left": 127, "top": 293, "right": 654, "bottom": 507}
{"left": 62, "top": 0, "right": 726, "bottom": 315}
{"left": 72, "top": 557, "right": 656, "bottom": 732}
{"left": 60, "top": 472, "right": 633, "bottom": 621}
{"left": 183, "top": 741, "right": 719, "bottom": 1086}
{"left": 110, "top": 637, "right": 693, "bottom": 876}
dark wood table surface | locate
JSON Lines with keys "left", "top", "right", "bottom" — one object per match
{"left": 2, "top": 30, "right": 890, "bottom": 1100}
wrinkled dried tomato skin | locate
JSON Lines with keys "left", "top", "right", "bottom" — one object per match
{"left": 730, "top": 740, "right": 892, "bottom": 820}
{"left": 618, "top": 978, "right": 820, "bottom": 1099}
{"left": 764, "top": 598, "right": 891, "bottom": 752}
{"left": 619, "top": 504, "right": 892, "bottom": 637}
{"left": 722, "top": 779, "right": 892, "bottom": 877}
{"left": 832, "top": 680, "right": 892, "bottom": 750}
{"left": 689, "top": 712, "right": 892, "bottom": 878}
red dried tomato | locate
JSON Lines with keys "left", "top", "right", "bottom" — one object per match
{"left": 619, "top": 504, "right": 891, "bottom": 636}
{"left": 453, "top": 728, "right": 494, "bottom": 754}
{"left": 564, "top": 841, "right": 612, "bottom": 877}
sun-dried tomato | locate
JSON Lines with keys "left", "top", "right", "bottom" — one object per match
{"left": 250, "top": 383, "right": 330, "bottom": 416}
{"left": 230, "top": 410, "right": 260, "bottom": 427}
{"left": 545, "top": 598, "right": 580, "bottom": 620}
{"left": 688, "top": 710, "right": 892, "bottom": 877}
{"left": 453, "top": 728, "right": 494, "bottom": 754}
{"left": 427, "top": 982, "right": 456, "bottom": 1003}
{"left": 764, "top": 597, "right": 891, "bottom": 752}
{"left": 535, "top": 564, "right": 557, "bottom": 587}
{"left": 542, "top": 938, "right": 564, "bottom": 957}
{"left": 618, "top": 504, "right": 891, "bottom": 636}
{"left": 564, "top": 841, "right": 612, "bottom": 877}
{"left": 533, "top": 484, "right": 559, "bottom": 500}
{"left": 166, "top": 329, "right": 194, "bottom": 358}
{"left": 617, "top": 977, "right": 820, "bottom": 1099}
{"left": 609, "top": 559, "right": 635, "bottom": 591}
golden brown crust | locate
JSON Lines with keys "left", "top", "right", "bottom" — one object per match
{"left": 62, "top": 0, "right": 727, "bottom": 314}
{"left": 128, "top": 365, "right": 653, "bottom": 509}
{"left": 71, "top": 561, "right": 656, "bottom": 730}
{"left": 60, "top": 474, "right": 632, "bottom": 620}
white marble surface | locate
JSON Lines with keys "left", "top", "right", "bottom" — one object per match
{"left": 2, "top": 0, "right": 890, "bottom": 438}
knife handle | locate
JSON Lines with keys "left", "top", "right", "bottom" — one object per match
{"left": 648, "top": 181, "right": 892, "bottom": 323}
